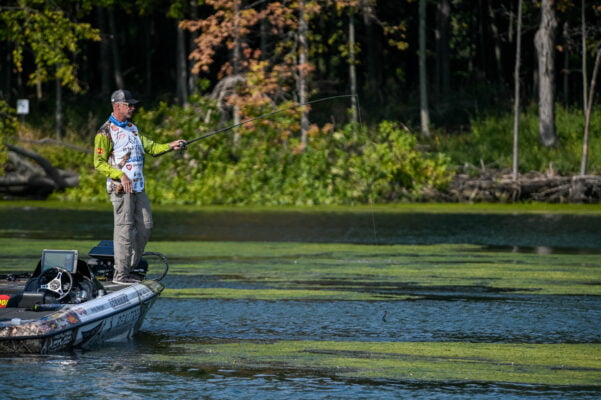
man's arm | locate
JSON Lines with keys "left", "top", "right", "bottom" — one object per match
{"left": 141, "top": 136, "right": 187, "bottom": 156}
{"left": 93, "top": 133, "right": 122, "bottom": 179}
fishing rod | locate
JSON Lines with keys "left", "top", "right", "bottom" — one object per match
{"left": 153, "top": 94, "right": 356, "bottom": 157}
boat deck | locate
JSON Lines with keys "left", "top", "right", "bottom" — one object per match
{"left": 0, "top": 276, "right": 131, "bottom": 323}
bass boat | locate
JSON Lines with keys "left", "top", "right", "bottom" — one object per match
{"left": 0, "top": 241, "right": 167, "bottom": 354}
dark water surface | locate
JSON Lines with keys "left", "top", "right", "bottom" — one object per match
{"left": 1, "top": 205, "right": 600, "bottom": 399}
{"left": 2, "top": 205, "right": 601, "bottom": 248}
{"left": 1, "top": 288, "right": 600, "bottom": 400}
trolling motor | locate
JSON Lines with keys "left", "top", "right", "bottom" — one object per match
{"left": 87, "top": 241, "right": 168, "bottom": 281}
{"left": 87, "top": 241, "right": 148, "bottom": 281}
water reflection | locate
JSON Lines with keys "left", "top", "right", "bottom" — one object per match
{"left": 144, "top": 295, "right": 601, "bottom": 345}
{"left": 2, "top": 207, "right": 601, "bottom": 250}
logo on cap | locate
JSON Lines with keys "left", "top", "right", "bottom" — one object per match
{"left": 110, "top": 89, "right": 139, "bottom": 104}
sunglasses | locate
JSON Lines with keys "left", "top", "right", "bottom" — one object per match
{"left": 118, "top": 102, "right": 136, "bottom": 108}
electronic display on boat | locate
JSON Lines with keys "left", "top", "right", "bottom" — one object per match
{"left": 41, "top": 250, "right": 78, "bottom": 273}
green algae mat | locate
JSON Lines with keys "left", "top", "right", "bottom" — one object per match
{"left": 155, "top": 241, "right": 601, "bottom": 298}
{"left": 2, "top": 237, "right": 600, "bottom": 386}
{"left": 1, "top": 238, "right": 600, "bottom": 297}
{"left": 149, "top": 341, "right": 601, "bottom": 386}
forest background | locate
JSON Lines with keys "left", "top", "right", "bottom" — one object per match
{"left": 1, "top": 0, "right": 601, "bottom": 205}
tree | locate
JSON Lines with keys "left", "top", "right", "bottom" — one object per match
{"left": 348, "top": 10, "right": 358, "bottom": 124}
{"left": 534, "top": 0, "right": 558, "bottom": 147}
{"left": 435, "top": 0, "right": 450, "bottom": 98}
{"left": 581, "top": 0, "right": 588, "bottom": 112}
{"left": 579, "top": 46, "right": 601, "bottom": 176}
{"left": 297, "top": 0, "right": 311, "bottom": 150}
{"left": 0, "top": 1, "right": 100, "bottom": 93}
{"left": 512, "top": 0, "right": 524, "bottom": 180}
{"left": 0, "top": 100, "right": 17, "bottom": 171}
{"left": 419, "top": 0, "right": 430, "bottom": 137}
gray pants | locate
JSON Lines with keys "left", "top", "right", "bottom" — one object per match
{"left": 110, "top": 191, "right": 153, "bottom": 281}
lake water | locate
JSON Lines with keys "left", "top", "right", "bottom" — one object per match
{"left": 1, "top": 205, "right": 600, "bottom": 399}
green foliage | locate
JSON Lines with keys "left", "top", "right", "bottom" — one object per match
{"left": 0, "top": 100, "right": 17, "bottom": 172}
{"left": 0, "top": 0, "right": 100, "bottom": 91}
{"left": 437, "top": 104, "right": 601, "bottom": 174}
{"left": 58, "top": 96, "right": 452, "bottom": 205}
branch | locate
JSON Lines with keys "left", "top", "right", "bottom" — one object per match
{"left": 4, "top": 143, "right": 67, "bottom": 188}
{"left": 16, "top": 137, "right": 92, "bottom": 154}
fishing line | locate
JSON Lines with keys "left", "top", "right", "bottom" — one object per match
{"left": 354, "top": 96, "right": 378, "bottom": 244}
{"left": 153, "top": 94, "right": 357, "bottom": 157}
{"left": 156, "top": 93, "right": 379, "bottom": 243}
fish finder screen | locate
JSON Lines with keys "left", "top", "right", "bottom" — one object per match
{"left": 41, "top": 250, "right": 78, "bottom": 273}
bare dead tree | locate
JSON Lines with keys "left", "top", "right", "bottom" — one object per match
{"left": 580, "top": 47, "right": 601, "bottom": 176}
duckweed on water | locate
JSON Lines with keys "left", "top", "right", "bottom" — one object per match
{"left": 1, "top": 238, "right": 600, "bottom": 296}
{"left": 147, "top": 341, "right": 601, "bottom": 386}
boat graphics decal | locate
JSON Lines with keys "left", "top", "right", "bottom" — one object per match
{"left": 43, "top": 330, "right": 76, "bottom": 353}
{"left": 0, "top": 281, "right": 163, "bottom": 347}
{"left": 0, "top": 294, "right": 9, "bottom": 308}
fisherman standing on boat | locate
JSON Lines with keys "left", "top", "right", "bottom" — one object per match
{"left": 93, "top": 89, "right": 186, "bottom": 285}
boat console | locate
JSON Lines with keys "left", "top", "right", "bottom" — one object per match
{"left": 17, "top": 249, "right": 103, "bottom": 306}
{"left": 1, "top": 241, "right": 167, "bottom": 310}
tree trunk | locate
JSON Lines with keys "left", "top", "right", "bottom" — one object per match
{"left": 188, "top": 0, "right": 199, "bottom": 95}
{"left": 96, "top": 6, "right": 110, "bottom": 96}
{"left": 488, "top": 3, "right": 504, "bottom": 84}
{"left": 349, "top": 11, "right": 358, "bottom": 124}
{"left": 419, "top": 0, "right": 431, "bottom": 137}
{"left": 581, "top": 0, "right": 588, "bottom": 112}
{"left": 3, "top": 47, "right": 11, "bottom": 104}
{"left": 176, "top": 19, "right": 189, "bottom": 107}
{"left": 512, "top": 0, "right": 523, "bottom": 180}
{"left": 435, "top": 0, "right": 450, "bottom": 98}
{"left": 55, "top": 77, "right": 63, "bottom": 141}
{"left": 144, "top": 16, "right": 154, "bottom": 96}
{"left": 298, "top": 0, "right": 310, "bottom": 150}
{"left": 580, "top": 48, "right": 601, "bottom": 176}
{"left": 362, "top": 1, "right": 380, "bottom": 101}
{"left": 232, "top": 0, "right": 242, "bottom": 147}
{"left": 534, "top": 0, "right": 558, "bottom": 147}
{"left": 108, "top": 8, "right": 124, "bottom": 89}
{"left": 562, "top": 22, "right": 569, "bottom": 105}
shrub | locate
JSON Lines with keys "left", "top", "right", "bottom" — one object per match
{"left": 59, "top": 98, "right": 452, "bottom": 205}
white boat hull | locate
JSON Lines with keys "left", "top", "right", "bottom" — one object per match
{"left": 0, "top": 280, "right": 163, "bottom": 354}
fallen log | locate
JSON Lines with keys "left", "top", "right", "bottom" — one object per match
{"left": 434, "top": 171, "right": 601, "bottom": 203}
{"left": 0, "top": 144, "right": 79, "bottom": 199}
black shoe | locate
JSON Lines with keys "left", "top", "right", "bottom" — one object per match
{"left": 128, "top": 272, "right": 145, "bottom": 281}
{"left": 112, "top": 277, "right": 141, "bottom": 285}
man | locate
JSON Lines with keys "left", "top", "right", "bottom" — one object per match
{"left": 94, "top": 89, "right": 186, "bottom": 284}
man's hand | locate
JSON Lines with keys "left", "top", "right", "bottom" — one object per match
{"left": 121, "top": 173, "right": 133, "bottom": 193}
{"left": 169, "top": 140, "right": 188, "bottom": 150}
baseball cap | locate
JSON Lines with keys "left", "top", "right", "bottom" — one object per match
{"left": 110, "top": 89, "right": 139, "bottom": 105}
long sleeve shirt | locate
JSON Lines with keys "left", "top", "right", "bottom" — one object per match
{"left": 94, "top": 118, "right": 170, "bottom": 193}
